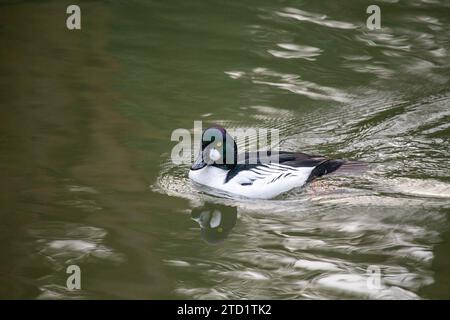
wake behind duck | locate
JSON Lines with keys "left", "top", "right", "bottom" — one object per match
{"left": 189, "top": 126, "right": 365, "bottom": 199}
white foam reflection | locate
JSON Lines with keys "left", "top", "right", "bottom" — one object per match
{"left": 251, "top": 67, "right": 351, "bottom": 103}
{"left": 32, "top": 223, "right": 124, "bottom": 299}
{"left": 268, "top": 43, "right": 322, "bottom": 61}
{"left": 277, "top": 7, "right": 357, "bottom": 30}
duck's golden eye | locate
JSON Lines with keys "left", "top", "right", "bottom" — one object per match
{"left": 216, "top": 141, "right": 222, "bottom": 148}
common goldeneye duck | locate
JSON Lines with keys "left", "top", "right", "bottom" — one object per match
{"left": 191, "top": 203, "right": 237, "bottom": 244}
{"left": 189, "top": 126, "right": 364, "bottom": 199}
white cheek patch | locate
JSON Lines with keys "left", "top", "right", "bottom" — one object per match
{"left": 209, "top": 148, "right": 221, "bottom": 161}
{"left": 209, "top": 210, "right": 222, "bottom": 228}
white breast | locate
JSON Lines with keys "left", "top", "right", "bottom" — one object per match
{"left": 189, "top": 163, "right": 315, "bottom": 199}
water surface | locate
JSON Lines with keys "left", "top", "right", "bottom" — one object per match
{"left": 0, "top": 0, "right": 449, "bottom": 299}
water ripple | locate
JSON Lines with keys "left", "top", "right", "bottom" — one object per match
{"left": 251, "top": 67, "right": 351, "bottom": 103}
{"left": 277, "top": 7, "right": 357, "bottom": 30}
{"left": 268, "top": 43, "right": 322, "bottom": 61}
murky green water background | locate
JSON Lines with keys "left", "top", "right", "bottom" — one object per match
{"left": 0, "top": 0, "right": 449, "bottom": 299}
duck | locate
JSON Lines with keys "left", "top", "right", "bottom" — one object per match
{"left": 189, "top": 126, "right": 364, "bottom": 199}
{"left": 191, "top": 203, "right": 238, "bottom": 244}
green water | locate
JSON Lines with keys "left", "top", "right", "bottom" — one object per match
{"left": 0, "top": 0, "right": 449, "bottom": 299}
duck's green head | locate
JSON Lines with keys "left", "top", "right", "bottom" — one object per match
{"left": 191, "top": 126, "right": 237, "bottom": 170}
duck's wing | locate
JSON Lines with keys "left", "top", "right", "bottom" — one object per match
{"left": 231, "top": 151, "right": 366, "bottom": 186}
{"left": 228, "top": 151, "right": 328, "bottom": 186}
{"left": 225, "top": 161, "right": 320, "bottom": 185}
{"left": 278, "top": 151, "right": 328, "bottom": 167}
{"left": 238, "top": 151, "right": 327, "bottom": 166}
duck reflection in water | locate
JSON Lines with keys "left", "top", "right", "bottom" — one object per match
{"left": 191, "top": 203, "right": 237, "bottom": 244}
